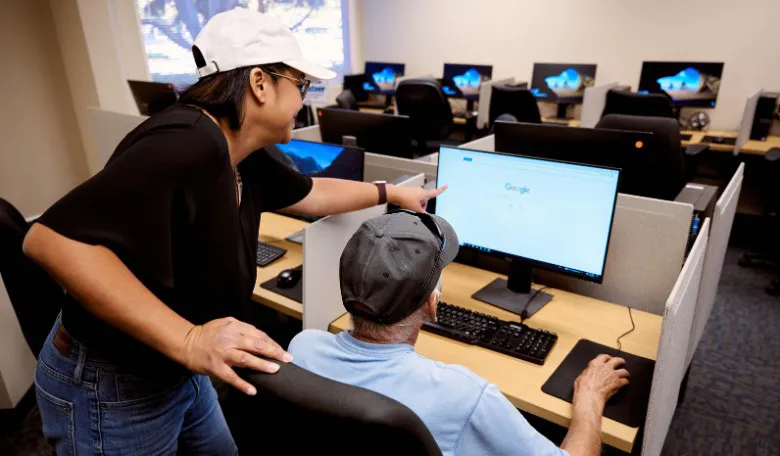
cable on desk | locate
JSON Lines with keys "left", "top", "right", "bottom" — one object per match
{"left": 520, "top": 287, "right": 548, "bottom": 323}
{"left": 616, "top": 306, "right": 636, "bottom": 354}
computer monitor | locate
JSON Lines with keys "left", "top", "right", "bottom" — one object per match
{"left": 494, "top": 121, "right": 655, "bottom": 198}
{"left": 318, "top": 107, "right": 414, "bottom": 159}
{"left": 268, "top": 139, "right": 364, "bottom": 182}
{"left": 363, "top": 61, "right": 406, "bottom": 95}
{"left": 638, "top": 61, "right": 725, "bottom": 108}
{"left": 435, "top": 146, "right": 620, "bottom": 317}
{"left": 530, "top": 63, "right": 597, "bottom": 118}
{"left": 441, "top": 63, "right": 493, "bottom": 100}
{"left": 128, "top": 80, "right": 178, "bottom": 116}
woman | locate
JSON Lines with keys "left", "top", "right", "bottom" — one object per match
{"left": 24, "top": 10, "right": 443, "bottom": 455}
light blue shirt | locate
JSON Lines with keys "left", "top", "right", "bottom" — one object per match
{"left": 289, "top": 330, "right": 567, "bottom": 456}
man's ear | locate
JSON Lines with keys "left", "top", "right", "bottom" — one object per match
{"left": 426, "top": 291, "right": 439, "bottom": 322}
{"left": 249, "top": 68, "right": 268, "bottom": 104}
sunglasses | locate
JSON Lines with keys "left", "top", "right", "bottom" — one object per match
{"left": 265, "top": 70, "right": 311, "bottom": 99}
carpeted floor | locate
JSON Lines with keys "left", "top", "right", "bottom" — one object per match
{"left": 1, "top": 246, "right": 777, "bottom": 455}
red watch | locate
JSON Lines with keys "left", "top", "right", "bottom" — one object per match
{"left": 373, "top": 181, "right": 387, "bottom": 205}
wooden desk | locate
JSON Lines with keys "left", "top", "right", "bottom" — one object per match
{"left": 330, "top": 262, "right": 662, "bottom": 453}
{"left": 254, "top": 214, "right": 663, "bottom": 452}
{"left": 253, "top": 213, "right": 309, "bottom": 319}
{"left": 681, "top": 129, "right": 738, "bottom": 153}
{"left": 541, "top": 117, "right": 581, "bottom": 128}
{"left": 739, "top": 135, "right": 780, "bottom": 156}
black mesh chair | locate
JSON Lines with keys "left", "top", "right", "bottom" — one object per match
{"left": 601, "top": 90, "right": 676, "bottom": 119}
{"left": 336, "top": 89, "right": 359, "bottom": 111}
{"left": 596, "top": 115, "right": 688, "bottom": 201}
{"left": 396, "top": 78, "right": 461, "bottom": 152}
{"left": 489, "top": 84, "right": 542, "bottom": 126}
{"left": 343, "top": 74, "right": 369, "bottom": 102}
{"left": 0, "top": 198, "right": 64, "bottom": 357}
{"left": 224, "top": 362, "right": 442, "bottom": 456}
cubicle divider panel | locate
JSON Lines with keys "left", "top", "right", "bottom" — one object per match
{"left": 291, "top": 124, "right": 323, "bottom": 143}
{"left": 580, "top": 83, "right": 619, "bottom": 129}
{"left": 363, "top": 153, "right": 437, "bottom": 183}
{"left": 537, "top": 194, "right": 693, "bottom": 316}
{"left": 477, "top": 78, "right": 515, "bottom": 130}
{"left": 302, "top": 205, "right": 387, "bottom": 331}
{"left": 459, "top": 134, "right": 495, "bottom": 153}
{"left": 642, "top": 218, "right": 709, "bottom": 456}
{"left": 87, "top": 108, "right": 147, "bottom": 170}
{"left": 687, "top": 164, "right": 744, "bottom": 367}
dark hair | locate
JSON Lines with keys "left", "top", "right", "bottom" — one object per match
{"left": 178, "top": 63, "right": 289, "bottom": 130}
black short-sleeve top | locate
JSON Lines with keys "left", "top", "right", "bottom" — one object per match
{"left": 38, "top": 105, "right": 312, "bottom": 370}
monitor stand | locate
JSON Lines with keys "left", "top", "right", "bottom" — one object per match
{"left": 471, "top": 259, "right": 553, "bottom": 319}
{"left": 556, "top": 102, "right": 572, "bottom": 120}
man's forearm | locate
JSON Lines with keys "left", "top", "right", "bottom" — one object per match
{"left": 24, "top": 223, "right": 195, "bottom": 366}
{"left": 561, "top": 395, "right": 604, "bottom": 456}
{"left": 285, "top": 178, "right": 394, "bottom": 216}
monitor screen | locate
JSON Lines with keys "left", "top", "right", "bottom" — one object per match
{"left": 530, "top": 63, "right": 597, "bottom": 104}
{"left": 269, "top": 139, "right": 364, "bottom": 182}
{"left": 638, "top": 61, "right": 724, "bottom": 108}
{"left": 435, "top": 146, "right": 620, "bottom": 282}
{"left": 494, "top": 121, "right": 657, "bottom": 198}
{"left": 442, "top": 63, "right": 493, "bottom": 100}
{"left": 363, "top": 61, "right": 406, "bottom": 94}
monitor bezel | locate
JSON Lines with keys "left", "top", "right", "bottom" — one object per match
{"left": 434, "top": 146, "right": 621, "bottom": 284}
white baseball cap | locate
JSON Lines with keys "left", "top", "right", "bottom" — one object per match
{"left": 192, "top": 8, "right": 336, "bottom": 81}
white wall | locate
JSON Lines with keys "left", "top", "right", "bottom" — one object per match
{"left": 0, "top": 0, "right": 88, "bottom": 408}
{"left": 358, "top": 0, "right": 780, "bottom": 130}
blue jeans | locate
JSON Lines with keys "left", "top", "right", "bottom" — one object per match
{"left": 35, "top": 320, "right": 238, "bottom": 455}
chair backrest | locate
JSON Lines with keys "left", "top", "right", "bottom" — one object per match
{"left": 0, "top": 198, "right": 64, "bottom": 357}
{"left": 396, "top": 79, "right": 453, "bottom": 143}
{"left": 596, "top": 114, "right": 686, "bottom": 201}
{"left": 602, "top": 90, "right": 676, "bottom": 119}
{"left": 224, "top": 363, "right": 443, "bottom": 456}
{"left": 489, "top": 85, "right": 542, "bottom": 125}
{"left": 336, "top": 89, "right": 359, "bottom": 111}
{"left": 343, "top": 74, "right": 369, "bottom": 102}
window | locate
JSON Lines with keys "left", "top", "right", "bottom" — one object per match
{"left": 135, "top": 0, "right": 349, "bottom": 88}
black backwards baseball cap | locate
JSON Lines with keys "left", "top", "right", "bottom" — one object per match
{"left": 340, "top": 210, "right": 460, "bottom": 325}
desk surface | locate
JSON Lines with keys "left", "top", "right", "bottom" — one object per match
{"left": 252, "top": 214, "right": 662, "bottom": 453}
{"left": 330, "top": 263, "right": 661, "bottom": 452}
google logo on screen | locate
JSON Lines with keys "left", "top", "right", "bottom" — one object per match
{"left": 505, "top": 183, "right": 531, "bottom": 194}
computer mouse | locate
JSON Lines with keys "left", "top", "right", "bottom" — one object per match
{"left": 276, "top": 268, "right": 302, "bottom": 289}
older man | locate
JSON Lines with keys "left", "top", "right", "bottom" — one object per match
{"left": 289, "top": 211, "right": 629, "bottom": 456}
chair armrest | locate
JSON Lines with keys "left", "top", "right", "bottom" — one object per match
{"left": 766, "top": 148, "right": 780, "bottom": 162}
{"left": 685, "top": 143, "right": 709, "bottom": 156}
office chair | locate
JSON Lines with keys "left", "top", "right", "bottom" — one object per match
{"left": 343, "top": 74, "right": 369, "bottom": 102}
{"left": 738, "top": 148, "right": 780, "bottom": 295}
{"left": 489, "top": 84, "right": 542, "bottom": 126}
{"left": 601, "top": 89, "right": 676, "bottom": 119}
{"left": 396, "top": 78, "right": 463, "bottom": 153}
{"left": 336, "top": 89, "right": 359, "bottom": 111}
{"left": 0, "top": 198, "right": 64, "bottom": 358}
{"left": 223, "top": 362, "right": 442, "bottom": 456}
{"left": 596, "top": 114, "right": 688, "bottom": 201}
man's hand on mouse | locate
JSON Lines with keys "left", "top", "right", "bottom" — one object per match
{"left": 573, "top": 354, "right": 630, "bottom": 408}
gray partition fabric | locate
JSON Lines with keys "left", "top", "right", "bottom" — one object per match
{"left": 686, "top": 164, "right": 744, "bottom": 367}
{"left": 580, "top": 83, "right": 618, "bottom": 129}
{"left": 291, "top": 124, "right": 322, "bottom": 142}
{"left": 537, "top": 194, "right": 693, "bottom": 315}
{"left": 459, "top": 134, "right": 495, "bottom": 152}
{"left": 642, "top": 218, "right": 710, "bottom": 456}
{"left": 363, "top": 154, "right": 437, "bottom": 183}
{"left": 477, "top": 78, "right": 515, "bottom": 129}
{"left": 88, "top": 108, "right": 147, "bottom": 170}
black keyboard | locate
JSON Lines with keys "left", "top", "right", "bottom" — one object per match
{"left": 701, "top": 135, "right": 736, "bottom": 146}
{"left": 680, "top": 133, "right": 692, "bottom": 141}
{"left": 423, "top": 302, "right": 558, "bottom": 365}
{"left": 256, "top": 242, "right": 287, "bottom": 267}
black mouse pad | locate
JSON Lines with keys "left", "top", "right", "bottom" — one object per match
{"left": 259, "top": 265, "right": 303, "bottom": 303}
{"left": 541, "top": 339, "right": 655, "bottom": 428}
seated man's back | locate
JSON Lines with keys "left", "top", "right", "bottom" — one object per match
{"left": 289, "top": 329, "right": 565, "bottom": 456}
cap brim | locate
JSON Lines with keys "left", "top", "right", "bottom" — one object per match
{"left": 430, "top": 214, "right": 460, "bottom": 266}
{"left": 283, "top": 58, "right": 337, "bottom": 81}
